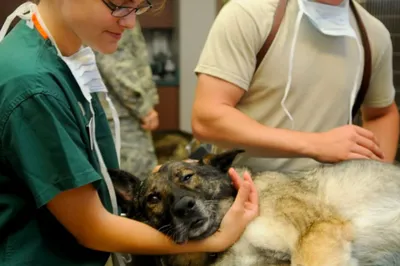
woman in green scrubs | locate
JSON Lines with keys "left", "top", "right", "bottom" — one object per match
{"left": 0, "top": 0, "right": 259, "bottom": 265}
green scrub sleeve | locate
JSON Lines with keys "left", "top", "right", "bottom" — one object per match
{"left": 1, "top": 92, "right": 102, "bottom": 208}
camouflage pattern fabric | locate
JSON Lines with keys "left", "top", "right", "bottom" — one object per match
{"left": 95, "top": 20, "right": 159, "bottom": 180}
{"left": 110, "top": 117, "right": 158, "bottom": 180}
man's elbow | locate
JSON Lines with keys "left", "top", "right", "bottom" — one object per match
{"left": 191, "top": 113, "right": 211, "bottom": 142}
{"left": 192, "top": 101, "right": 231, "bottom": 143}
{"left": 191, "top": 105, "right": 224, "bottom": 143}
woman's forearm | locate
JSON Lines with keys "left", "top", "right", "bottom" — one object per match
{"left": 83, "top": 212, "right": 214, "bottom": 255}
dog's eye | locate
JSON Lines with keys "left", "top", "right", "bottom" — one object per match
{"left": 147, "top": 193, "right": 161, "bottom": 204}
{"left": 181, "top": 173, "right": 194, "bottom": 182}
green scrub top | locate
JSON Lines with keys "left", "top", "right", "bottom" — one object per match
{"left": 0, "top": 20, "right": 119, "bottom": 266}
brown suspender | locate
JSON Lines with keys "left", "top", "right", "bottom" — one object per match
{"left": 255, "top": 0, "right": 289, "bottom": 70}
{"left": 255, "top": 0, "right": 372, "bottom": 119}
{"left": 349, "top": 0, "right": 371, "bottom": 119}
{"left": 254, "top": 0, "right": 287, "bottom": 71}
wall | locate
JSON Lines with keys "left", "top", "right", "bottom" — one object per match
{"left": 0, "top": 1, "right": 26, "bottom": 29}
{"left": 177, "top": 0, "right": 218, "bottom": 133}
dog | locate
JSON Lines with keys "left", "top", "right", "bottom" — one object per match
{"left": 109, "top": 149, "right": 400, "bottom": 266}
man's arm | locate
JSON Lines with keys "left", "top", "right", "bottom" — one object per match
{"left": 358, "top": 19, "right": 398, "bottom": 162}
{"left": 192, "top": 74, "right": 313, "bottom": 158}
{"left": 192, "top": 74, "right": 383, "bottom": 162}
{"left": 362, "top": 102, "right": 399, "bottom": 162}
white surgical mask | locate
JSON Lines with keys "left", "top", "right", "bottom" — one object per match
{"left": 61, "top": 46, "right": 121, "bottom": 163}
{"left": 0, "top": 4, "right": 126, "bottom": 264}
{"left": 299, "top": 0, "right": 356, "bottom": 37}
{"left": 282, "top": 0, "right": 363, "bottom": 128}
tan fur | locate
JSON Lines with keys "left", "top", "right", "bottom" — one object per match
{"left": 212, "top": 160, "right": 400, "bottom": 266}
{"left": 293, "top": 221, "right": 356, "bottom": 266}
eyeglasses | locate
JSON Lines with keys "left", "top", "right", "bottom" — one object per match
{"left": 102, "top": 0, "right": 152, "bottom": 18}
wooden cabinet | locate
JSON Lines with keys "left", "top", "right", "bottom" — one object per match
{"left": 0, "top": 0, "right": 27, "bottom": 30}
{"left": 139, "top": 0, "right": 180, "bottom": 131}
{"left": 154, "top": 86, "right": 179, "bottom": 130}
{"left": 138, "top": 0, "right": 175, "bottom": 29}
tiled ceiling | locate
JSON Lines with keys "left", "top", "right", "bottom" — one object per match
{"left": 361, "top": 0, "right": 400, "bottom": 161}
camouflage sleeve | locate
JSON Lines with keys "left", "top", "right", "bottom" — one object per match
{"left": 96, "top": 20, "right": 159, "bottom": 119}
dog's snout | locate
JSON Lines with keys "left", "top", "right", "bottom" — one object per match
{"left": 173, "top": 196, "right": 196, "bottom": 218}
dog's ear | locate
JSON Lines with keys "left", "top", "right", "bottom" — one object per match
{"left": 108, "top": 168, "right": 141, "bottom": 215}
{"left": 199, "top": 149, "right": 245, "bottom": 172}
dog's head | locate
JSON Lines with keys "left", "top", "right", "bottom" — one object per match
{"left": 109, "top": 149, "right": 245, "bottom": 245}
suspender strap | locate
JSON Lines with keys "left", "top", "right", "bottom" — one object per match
{"left": 350, "top": 0, "right": 372, "bottom": 119}
{"left": 255, "top": 0, "right": 372, "bottom": 120}
{"left": 255, "top": 0, "right": 288, "bottom": 70}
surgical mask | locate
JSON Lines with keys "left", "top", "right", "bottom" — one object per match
{"left": 61, "top": 47, "right": 121, "bottom": 161}
{"left": 282, "top": 0, "right": 363, "bottom": 128}
{"left": 0, "top": 4, "right": 126, "bottom": 264}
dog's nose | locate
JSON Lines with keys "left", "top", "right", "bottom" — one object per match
{"left": 173, "top": 196, "right": 196, "bottom": 218}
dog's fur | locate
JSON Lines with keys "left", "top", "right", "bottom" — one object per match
{"left": 109, "top": 150, "right": 400, "bottom": 266}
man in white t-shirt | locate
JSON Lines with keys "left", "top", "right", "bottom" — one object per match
{"left": 192, "top": 0, "right": 399, "bottom": 172}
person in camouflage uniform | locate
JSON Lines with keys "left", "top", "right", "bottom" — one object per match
{"left": 96, "top": 19, "right": 159, "bottom": 180}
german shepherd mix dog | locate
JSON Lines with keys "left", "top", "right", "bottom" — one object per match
{"left": 109, "top": 149, "right": 400, "bottom": 266}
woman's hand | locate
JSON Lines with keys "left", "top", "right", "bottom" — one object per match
{"left": 141, "top": 109, "right": 159, "bottom": 131}
{"left": 204, "top": 169, "right": 259, "bottom": 252}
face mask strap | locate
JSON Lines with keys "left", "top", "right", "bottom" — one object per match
{"left": 297, "top": 0, "right": 363, "bottom": 124}
{"left": 91, "top": 117, "right": 126, "bottom": 265}
{"left": 0, "top": 2, "right": 37, "bottom": 42}
{"left": 105, "top": 93, "right": 121, "bottom": 166}
{"left": 281, "top": 10, "right": 304, "bottom": 130}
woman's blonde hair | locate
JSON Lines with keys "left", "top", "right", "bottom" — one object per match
{"left": 150, "top": 0, "right": 167, "bottom": 14}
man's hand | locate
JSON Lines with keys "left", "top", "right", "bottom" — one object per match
{"left": 141, "top": 109, "right": 159, "bottom": 131}
{"left": 309, "top": 125, "right": 385, "bottom": 163}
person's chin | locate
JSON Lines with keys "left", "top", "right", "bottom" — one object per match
{"left": 93, "top": 42, "right": 119, "bottom": 54}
